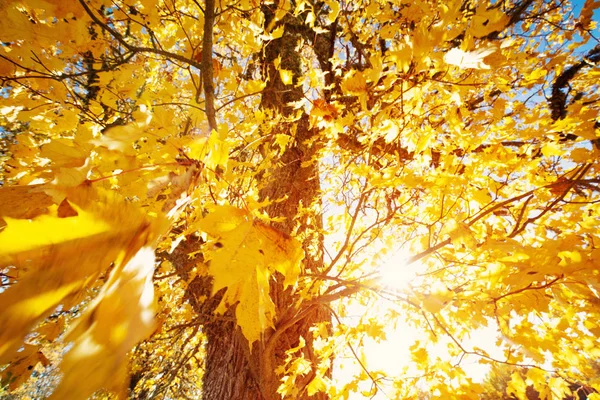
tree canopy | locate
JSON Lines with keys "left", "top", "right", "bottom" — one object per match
{"left": 1, "top": 0, "right": 600, "bottom": 398}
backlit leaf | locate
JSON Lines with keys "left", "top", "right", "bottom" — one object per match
{"left": 196, "top": 206, "right": 303, "bottom": 346}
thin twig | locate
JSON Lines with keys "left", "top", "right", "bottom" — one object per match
{"left": 77, "top": 0, "right": 203, "bottom": 69}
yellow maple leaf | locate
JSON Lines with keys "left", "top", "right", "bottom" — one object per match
{"left": 0, "top": 185, "right": 161, "bottom": 365}
{"left": 341, "top": 70, "right": 367, "bottom": 94}
{"left": 0, "top": 185, "right": 53, "bottom": 219}
{"left": 280, "top": 69, "right": 294, "bottom": 85}
{"left": 420, "top": 287, "right": 454, "bottom": 314}
{"left": 205, "top": 130, "right": 230, "bottom": 169}
{"left": 507, "top": 371, "right": 527, "bottom": 400}
{"left": 51, "top": 246, "right": 157, "bottom": 400}
{"left": 0, "top": 203, "right": 110, "bottom": 258}
{"left": 39, "top": 139, "right": 87, "bottom": 168}
{"left": 89, "top": 123, "right": 148, "bottom": 153}
{"left": 306, "top": 374, "right": 328, "bottom": 396}
{"left": 323, "top": 0, "right": 340, "bottom": 24}
{"left": 253, "top": 221, "right": 303, "bottom": 288}
{"left": 196, "top": 205, "right": 304, "bottom": 346}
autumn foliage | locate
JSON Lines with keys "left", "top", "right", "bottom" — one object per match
{"left": 1, "top": 0, "right": 600, "bottom": 399}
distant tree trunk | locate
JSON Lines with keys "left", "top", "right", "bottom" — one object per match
{"left": 200, "top": 12, "right": 330, "bottom": 400}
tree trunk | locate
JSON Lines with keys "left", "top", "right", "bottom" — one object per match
{"left": 201, "top": 316, "right": 263, "bottom": 399}
{"left": 200, "top": 12, "right": 331, "bottom": 400}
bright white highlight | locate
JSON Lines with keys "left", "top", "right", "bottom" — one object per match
{"left": 376, "top": 248, "right": 423, "bottom": 291}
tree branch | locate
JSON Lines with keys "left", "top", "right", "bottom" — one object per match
{"left": 202, "top": 0, "right": 218, "bottom": 131}
{"left": 549, "top": 44, "right": 600, "bottom": 121}
{"left": 492, "top": 275, "right": 563, "bottom": 303}
{"left": 77, "top": 0, "right": 203, "bottom": 70}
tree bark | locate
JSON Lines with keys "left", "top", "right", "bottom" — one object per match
{"left": 199, "top": 10, "right": 330, "bottom": 400}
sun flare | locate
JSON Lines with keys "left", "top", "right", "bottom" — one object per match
{"left": 376, "top": 248, "right": 425, "bottom": 292}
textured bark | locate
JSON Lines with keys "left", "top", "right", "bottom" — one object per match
{"left": 256, "top": 112, "right": 329, "bottom": 400}
{"left": 202, "top": 314, "right": 263, "bottom": 399}
{"left": 200, "top": 9, "right": 331, "bottom": 400}
{"left": 159, "top": 235, "right": 262, "bottom": 399}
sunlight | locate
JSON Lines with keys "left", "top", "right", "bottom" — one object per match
{"left": 376, "top": 247, "right": 424, "bottom": 292}
{"left": 333, "top": 248, "right": 506, "bottom": 399}
{"left": 331, "top": 247, "right": 429, "bottom": 399}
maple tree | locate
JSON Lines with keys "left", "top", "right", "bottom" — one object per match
{"left": 1, "top": 0, "right": 600, "bottom": 398}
